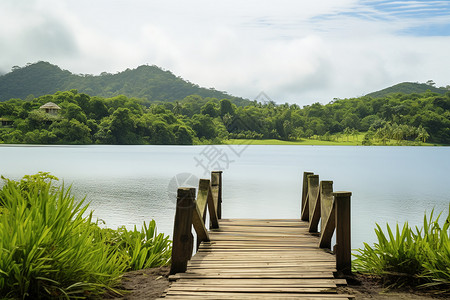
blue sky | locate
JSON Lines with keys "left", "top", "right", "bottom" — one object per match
{"left": 349, "top": 1, "right": 450, "bottom": 35}
{"left": 0, "top": 0, "right": 449, "bottom": 105}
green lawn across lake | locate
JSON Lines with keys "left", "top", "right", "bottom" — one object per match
{"left": 224, "top": 138, "right": 438, "bottom": 146}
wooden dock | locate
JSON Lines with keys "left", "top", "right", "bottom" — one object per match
{"left": 163, "top": 172, "right": 354, "bottom": 299}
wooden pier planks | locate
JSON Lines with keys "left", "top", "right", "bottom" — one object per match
{"left": 164, "top": 219, "right": 354, "bottom": 299}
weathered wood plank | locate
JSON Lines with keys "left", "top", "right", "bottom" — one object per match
{"left": 169, "top": 188, "right": 195, "bottom": 275}
{"left": 169, "top": 272, "right": 337, "bottom": 280}
{"left": 168, "top": 217, "right": 353, "bottom": 299}
{"left": 192, "top": 200, "right": 209, "bottom": 243}
{"left": 164, "top": 296, "right": 354, "bottom": 299}
{"left": 334, "top": 192, "right": 352, "bottom": 275}
{"left": 211, "top": 171, "right": 222, "bottom": 219}
{"left": 167, "top": 286, "right": 337, "bottom": 293}
{"left": 196, "top": 179, "right": 209, "bottom": 221}
{"left": 164, "top": 291, "right": 355, "bottom": 299}
{"left": 188, "top": 262, "right": 336, "bottom": 268}
{"left": 206, "top": 181, "right": 219, "bottom": 229}
{"left": 308, "top": 176, "right": 321, "bottom": 233}
{"left": 301, "top": 172, "right": 314, "bottom": 221}
{"left": 185, "top": 268, "right": 338, "bottom": 274}
{"left": 220, "top": 218, "right": 302, "bottom": 222}
{"left": 174, "top": 278, "right": 346, "bottom": 285}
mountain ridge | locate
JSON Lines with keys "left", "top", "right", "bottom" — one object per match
{"left": 1, "top": 62, "right": 448, "bottom": 104}
{"left": 366, "top": 82, "right": 448, "bottom": 98}
{"left": 0, "top": 61, "right": 249, "bottom": 105}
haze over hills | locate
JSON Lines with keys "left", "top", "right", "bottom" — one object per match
{"left": 0, "top": 62, "right": 448, "bottom": 105}
{"left": 0, "top": 62, "right": 249, "bottom": 105}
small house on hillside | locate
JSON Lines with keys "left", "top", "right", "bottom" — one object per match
{"left": 0, "top": 118, "right": 14, "bottom": 127}
{"left": 39, "top": 102, "right": 61, "bottom": 115}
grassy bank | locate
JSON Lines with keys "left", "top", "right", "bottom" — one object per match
{"left": 0, "top": 173, "right": 171, "bottom": 299}
{"left": 353, "top": 207, "right": 450, "bottom": 294}
{"left": 225, "top": 137, "right": 440, "bottom": 146}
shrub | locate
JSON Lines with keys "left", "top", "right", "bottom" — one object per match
{"left": 97, "top": 221, "right": 172, "bottom": 270}
{"left": 353, "top": 206, "right": 450, "bottom": 293}
{"left": 0, "top": 173, "right": 172, "bottom": 298}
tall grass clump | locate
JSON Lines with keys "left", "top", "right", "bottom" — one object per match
{"left": 353, "top": 206, "right": 450, "bottom": 293}
{"left": 0, "top": 173, "right": 172, "bottom": 299}
{"left": 98, "top": 221, "right": 172, "bottom": 270}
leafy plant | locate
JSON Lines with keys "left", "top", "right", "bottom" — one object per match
{"left": 0, "top": 173, "right": 172, "bottom": 299}
{"left": 353, "top": 206, "right": 450, "bottom": 293}
{"left": 97, "top": 221, "right": 172, "bottom": 270}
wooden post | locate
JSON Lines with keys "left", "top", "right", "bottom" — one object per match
{"left": 211, "top": 171, "right": 222, "bottom": 219}
{"left": 207, "top": 182, "right": 219, "bottom": 229}
{"left": 301, "top": 172, "right": 314, "bottom": 221}
{"left": 170, "top": 188, "right": 195, "bottom": 275}
{"left": 318, "top": 181, "right": 335, "bottom": 249}
{"left": 334, "top": 191, "right": 352, "bottom": 275}
{"left": 307, "top": 175, "right": 320, "bottom": 232}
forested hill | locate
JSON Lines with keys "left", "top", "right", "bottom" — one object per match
{"left": 1, "top": 88, "right": 449, "bottom": 145}
{"left": 0, "top": 61, "right": 249, "bottom": 106}
{"left": 366, "top": 82, "right": 448, "bottom": 98}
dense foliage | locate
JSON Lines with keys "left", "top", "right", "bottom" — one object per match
{"left": 0, "top": 62, "right": 248, "bottom": 106}
{"left": 353, "top": 207, "right": 450, "bottom": 293}
{"left": 1, "top": 88, "right": 450, "bottom": 144}
{"left": 0, "top": 173, "right": 171, "bottom": 299}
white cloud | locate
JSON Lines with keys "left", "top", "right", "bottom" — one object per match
{"left": 0, "top": 0, "right": 449, "bottom": 105}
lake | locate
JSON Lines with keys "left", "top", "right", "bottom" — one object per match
{"left": 0, "top": 144, "right": 449, "bottom": 251}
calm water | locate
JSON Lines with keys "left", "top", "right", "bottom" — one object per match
{"left": 0, "top": 144, "right": 449, "bottom": 251}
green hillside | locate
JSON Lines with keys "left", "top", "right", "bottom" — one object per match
{"left": 0, "top": 62, "right": 249, "bottom": 106}
{"left": 366, "top": 82, "right": 448, "bottom": 98}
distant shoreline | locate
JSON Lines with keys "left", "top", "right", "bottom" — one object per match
{"left": 224, "top": 138, "right": 443, "bottom": 146}
{"left": 0, "top": 140, "right": 446, "bottom": 146}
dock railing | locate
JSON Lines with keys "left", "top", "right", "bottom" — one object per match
{"left": 170, "top": 171, "right": 222, "bottom": 275}
{"left": 170, "top": 170, "right": 351, "bottom": 275}
{"left": 301, "top": 172, "right": 352, "bottom": 275}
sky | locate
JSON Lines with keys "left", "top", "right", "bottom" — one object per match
{"left": 0, "top": 0, "right": 449, "bottom": 106}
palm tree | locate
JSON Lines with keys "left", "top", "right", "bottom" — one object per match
{"left": 393, "top": 126, "right": 404, "bottom": 144}
{"left": 352, "top": 129, "right": 360, "bottom": 142}
{"left": 417, "top": 125, "right": 430, "bottom": 143}
{"left": 173, "top": 101, "right": 182, "bottom": 115}
{"left": 343, "top": 127, "right": 352, "bottom": 142}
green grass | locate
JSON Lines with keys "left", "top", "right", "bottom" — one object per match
{"left": 353, "top": 207, "right": 450, "bottom": 293}
{"left": 225, "top": 138, "right": 352, "bottom": 145}
{"left": 225, "top": 135, "right": 438, "bottom": 146}
{"left": 0, "top": 172, "right": 171, "bottom": 299}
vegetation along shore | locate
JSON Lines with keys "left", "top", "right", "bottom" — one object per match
{"left": 0, "top": 173, "right": 172, "bottom": 299}
{"left": 1, "top": 172, "right": 448, "bottom": 298}
{"left": 0, "top": 62, "right": 449, "bottom": 146}
{"left": 0, "top": 87, "right": 449, "bottom": 146}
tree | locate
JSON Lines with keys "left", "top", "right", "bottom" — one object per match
{"left": 343, "top": 127, "right": 352, "bottom": 142}
{"left": 190, "top": 114, "right": 217, "bottom": 140}
{"left": 173, "top": 101, "right": 183, "bottom": 115}
{"left": 392, "top": 124, "right": 404, "bottom": 144}
{"left": 417, "top": 125, "right": 430, "bottom": 143}
{"left": 362, "top": 131, "right": 374, "bottom": 146}
{"left": 63, "top": 103, "right": 87, "bottom": 123}
{"left": 172, "top": 124, "right": 194, "bottom": 145}
{"left": 50, "top": 119, "right": 91, "bottom": 144}
{"left": 341, "top": 113, "right": 360, "bottom": 130}
{"left": 200, "top": 101, "right": 219, "bottom": 117}
{"left": 88, "top": 98, "right": 109, "bottom": 120}
{"left": 352, "top": 129, "right": 360, "bottom": 142}
{"left": 426, "top": 80, "right": 436, "bottom": 87}
{"left": 282, "top": 120, "right": 293, "bottom": 140}
{"left": 219, "top": 99, "right": 235, "bottom": 117}
{"left": 108, "top": 108, "right": 138, "bottom": 145}
{"left": 150, "top": 121, "right": 175, "bottom": 144}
